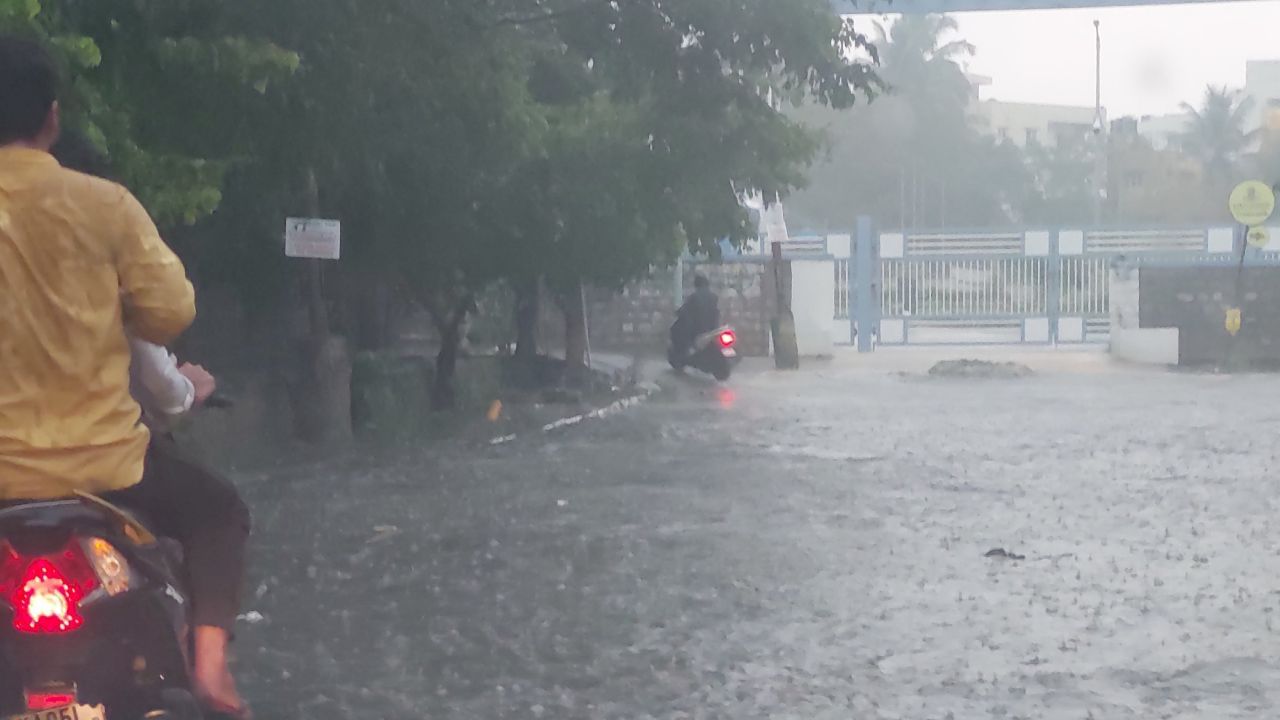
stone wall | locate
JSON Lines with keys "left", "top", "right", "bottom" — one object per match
{"left": 539, "top": 259, "right": 777, "bottom": 357}
{"left": 685, "top": 259, "right": 774, "bottom": 356}
{"left": 1140, "top": 265, "right": 1280, "bottom": 368}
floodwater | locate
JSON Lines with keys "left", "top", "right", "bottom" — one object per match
{"left": 236, "top": 353, "right": 1280, "bottom": 719}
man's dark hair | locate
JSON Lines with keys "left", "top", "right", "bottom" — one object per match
{"left": 0, "top": 35, "right": 58, "bottom": 145}
{"left": 51, "top": 129, "right": 112, "bottom": 179}
{"left": 694, "top": 274, "right": 710, "bottom": 290}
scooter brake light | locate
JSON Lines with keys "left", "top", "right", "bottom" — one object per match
{"left": 718, "top": 330, "right": 736, "bottom": 348}
{"left": 14, "top": 558, "right": 86, "bottom": 633}
{"left": 0, "top": 543, "right": 98, "bottom": 634}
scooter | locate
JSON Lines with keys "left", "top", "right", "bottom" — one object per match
{"left": 0, "top": 391, "right": 237, "bottom": 720}
{"left": 0, "top": 493, "right": 203, "bottom": 720}
{"left": 669, "top": 325, "right": 738, "bottom": 381}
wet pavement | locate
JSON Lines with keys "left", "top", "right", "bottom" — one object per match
{"left": 236, "top": 354, "right": 1280, "bottom": 719}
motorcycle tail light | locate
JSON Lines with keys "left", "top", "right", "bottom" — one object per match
{"left": 14, "top": 559, "right": 86, "bottom": 633}
{"left": 718, "top": 330, "right": 736, "bottom": 348}
{"left": 0, "top": 543, "right": 97, "bottom": 634}
{"left": 82, "top": 537, "right": 133, "bottom": 596}
{"left": 26, "top": 690, "right": 76, "bottom": 711}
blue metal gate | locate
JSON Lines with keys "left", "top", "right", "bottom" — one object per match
{"left": 833, "top": 221, "right": 1259, "bottom": 348}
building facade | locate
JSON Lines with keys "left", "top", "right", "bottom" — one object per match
{"left": 975, "top": 99, "right": 1100, "bottom": 148}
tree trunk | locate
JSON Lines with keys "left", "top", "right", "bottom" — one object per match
{"left": 514, "top": 278, "right": 540, "bottom": 361}
{"left": 352, "top": 270, "right": 397, "bottom": 351}
{"left": 289, "top": 167, "right": 353, "bottom": 444}
{"left": 290, "top": 334, "right": 354, "bottom": 443}
{"left": 428, "top": 294, "right": 473, "bottom": 411}
{"left": 432, "top": 319, "right": 462, "bottom": 411}
{"left": 562, "top": 280, "right": 588, "bottom": 376}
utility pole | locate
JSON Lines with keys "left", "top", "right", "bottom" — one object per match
{"left": 1092, "top": 19, "right": 1106, "bottom": 226}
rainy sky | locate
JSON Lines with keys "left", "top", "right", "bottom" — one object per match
{"left": 863, "top": 0, "right": 1280, "bottom": 117}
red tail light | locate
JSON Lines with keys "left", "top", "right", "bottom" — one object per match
{"left": 26, "top": 691, "right": 76, "bottom": 711}
{"left": 718, "top": 330, "right": 736, "bottom": 348}
{"left": 0, "top": 544, "right": 97, "bottom": 634}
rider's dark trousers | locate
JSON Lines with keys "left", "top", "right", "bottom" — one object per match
{"left": 103, "top": 432, "right": 251, "bottom": 632}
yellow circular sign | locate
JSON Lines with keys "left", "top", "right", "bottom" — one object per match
{"left": 1229, "top": 181, "right": 1276, "bottom": 226}
{"left": 1248, "top": 226, "right": 1271, "bottom": 248}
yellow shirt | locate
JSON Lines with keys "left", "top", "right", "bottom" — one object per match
{"left": 0, "top": 147, "right": 195, "bottom": 499}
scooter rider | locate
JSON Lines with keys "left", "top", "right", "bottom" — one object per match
{"left": 672, "top": 274, "right": 721, "bottom": 355}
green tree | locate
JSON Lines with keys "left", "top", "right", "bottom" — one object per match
{"left": 167, "top": 0, "right": 545, "bottom": 413}
{"left": 0, "top": 0, "right": 298, "bottom": 227}
{"left": 495, "top": 0, "right": 881, "bottom": 369}
{"left": 1019, "top": 132, "right": 1096, "bottom": 225}
{"left": 788, "top": 14, "right": 1023, "bottom": 232}
{"left": 874, "top": 14, "right": 973, "bottom": 113}
{"left": 1181, "top": 85, "right": 1257, "bottom": 188}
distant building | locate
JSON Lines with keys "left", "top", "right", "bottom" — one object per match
{"left": 971, "top": 59, "right": 1280, "bottom": 153}
{"left": 1245, "top": 60, "right": 1280, "bottom": 135}
{"left": 1108, "top": 119, "right": 1213, "bottom": 223}
{"left": 1130, "top": 60, "right": 1280, "bottom": 151}
{"left": 1133, "top": 113, "right": 1187, "bottom": 151}
{"left": 967, "top": 75, "right": 1102, "bottom": 148}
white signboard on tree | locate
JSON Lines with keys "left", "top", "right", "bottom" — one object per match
{"left": 285, "top": 218, "right": 341, "bottom": 260}
{"left": 759, "top": 202, "right": 790, "bottom": 246}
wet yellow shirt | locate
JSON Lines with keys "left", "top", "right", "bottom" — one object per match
{"left": 0, "top": 147, "right": 195, "bottom": 499}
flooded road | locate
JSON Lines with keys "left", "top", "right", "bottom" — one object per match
{"left": 238, "top": 356, "right": 1280, "bottom": 719}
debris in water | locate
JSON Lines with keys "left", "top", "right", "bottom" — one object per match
{"left": 985, "top": 548, "right": 1026, "bottom": 560}
{"left": 239, "top": 611, "right": 266, "bottom": 624}
{"left": 929, "top": 360, "right": 1033, "bottom": 378}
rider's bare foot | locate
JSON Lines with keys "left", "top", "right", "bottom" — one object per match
{"left": 193, "top": 626, "right": 251, "bottom": 719}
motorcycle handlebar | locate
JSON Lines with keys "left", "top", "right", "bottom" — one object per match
{"left": 202, "top": 394, "right": 235, "bottom": 410}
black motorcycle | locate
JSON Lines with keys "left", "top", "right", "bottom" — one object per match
{"left": 0, "top": 493, "right": 203, "bottom": 720}
{"left": 668, "top": 325, "right": 739, "bottom": 381}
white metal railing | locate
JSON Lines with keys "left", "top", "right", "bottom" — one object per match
{"left": 880, "top": 257, "right": 1049, "bottom": 317}
{"left": 782, "top": 236, "right": 829, "bottom": 256}
{"left": 834, "top": 259, "right": 850, "bottom": 319}
{"left": 1057, "top": 256, "right": 1111, "bottom": 316}
{"left": 906, "top": 232, "right": 1025, "bottom": 256}
{"left": 1085, "top": 229, "right": 1206, "bottom": 254}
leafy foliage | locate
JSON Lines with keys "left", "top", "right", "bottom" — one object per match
{"left": 1, "top": 0, "right": 298, "bottom": 227}
{"left": 1180, "top": 85, "right": 1258, "bottom": 188}
{"left": 787, "top": 14, "right": 1023, "bottom": 232}
{"left": 3, "top": 0, "right": 885, "bottom": 398}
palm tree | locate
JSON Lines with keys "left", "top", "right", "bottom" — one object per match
{"left": 1180, "top": 85, "right": 1257, "bottom": 185}
{"left": 873, "top": 14, "right": 974, "bottom": 102}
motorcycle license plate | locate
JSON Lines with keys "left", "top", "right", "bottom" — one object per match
{"left": 721, "top": 348, "right": 737, "bottom": 358}
{"left": 7, "top": 705, "right": 105, "bottom": 720}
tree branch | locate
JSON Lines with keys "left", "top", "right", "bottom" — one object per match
{"left": 486, "top": 0, "right": 620, "bottom": 29}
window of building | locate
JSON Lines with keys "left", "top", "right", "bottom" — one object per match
{"left": 1025, "top": 128, "right": 1039, "bottom": 145}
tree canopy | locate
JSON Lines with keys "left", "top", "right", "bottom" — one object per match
{"left": 786, "top": 13, "right": 1023, "bottom": 232}
{"left": 1180, "top": 85, "right": 1258, "bottom": 189}
{"left": 3, "top": 0, "right": 884, "bottom": 406}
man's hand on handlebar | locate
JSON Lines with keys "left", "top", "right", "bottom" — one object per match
{"left": 178, "top": 363, "right": 217, "bottom": 406}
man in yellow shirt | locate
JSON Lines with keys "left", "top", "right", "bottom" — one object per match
{"left": 0, "top": 36, "right": 248, "bottom": 716}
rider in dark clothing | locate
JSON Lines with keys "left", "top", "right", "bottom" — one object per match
{"left": 672, "top": 275, "right": 721, "bottom": 353}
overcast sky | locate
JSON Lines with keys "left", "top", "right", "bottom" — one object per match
{"left": 860, "top": 0, "right": 1280, "bottom": 118}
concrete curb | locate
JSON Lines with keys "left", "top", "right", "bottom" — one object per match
{"left": 488, "top": 380, "right": 661, "bottom": 447}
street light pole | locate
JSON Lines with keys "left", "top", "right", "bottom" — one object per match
{"left": 1093, "top": 19, "right": 1106, "bottom": 226}
{"left": 1094, "top": 20, "right": 1102, "bottom": 117}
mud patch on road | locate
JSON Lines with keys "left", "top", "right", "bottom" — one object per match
{"left": 927, "top": 359, "right": 1034, "bottom": 379}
